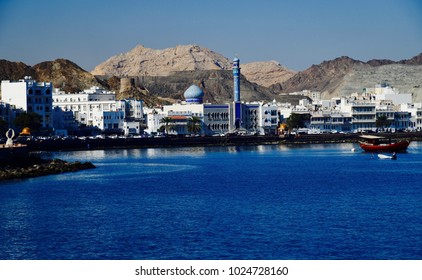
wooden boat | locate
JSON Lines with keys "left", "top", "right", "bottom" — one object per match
{"left": 359, "top": 135, "right": 410, "bottom": 152}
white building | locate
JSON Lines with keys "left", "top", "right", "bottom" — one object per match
{"left": 53, "top": 86, "right": 117, "bottom": 126}
{"left": 92, "top": 110, "right": 125, "bottom": 131}
{"left": 340, "top": 98, "right": 376, "bottom": 132}
{"left": 144, "top": 108, "right": 167, "bottom": 135}
{"left": 116, "top": 99, "right": 144, "bottom": 120}
{"left": 53, "top": 86, "right": 143, "bottom": 134}
{"left": 116, "top": 99, "right": 145, "bottom": 135}
{"left": 310, "top": 111, "right": 352, "bottom": 132}
{"left": 417, "top": 108, "right": 422, "bottom": 130}
{"left": 260, "top": 101, "right": 279, "bottom": 134}
{"left": 1, "top": 76, "right": 53, "bottom": 129}
{"left": 145, "top": 84, "right": 282, "bottom": 136}
{"left": 162, "top": 101, "right": 232, "bottom": 136}
{"left": 364, "top": 82, "right": 412, "bottom": 105}
{"left": 400, "top": 103, "right": 422, "bottom": 130}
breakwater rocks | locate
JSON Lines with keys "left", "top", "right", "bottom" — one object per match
{"left": 0, "top": 158, "right": 95, "bottom": 181}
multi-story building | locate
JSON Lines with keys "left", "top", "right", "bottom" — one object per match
{"left": 363, "top": 82, "right": 412, "bottom": 105}
{"left": 53, "top": 86, "right": 144, "bottom": 134}
{"left": 1, "top": 76, "right": 53, "bottom": 129}
{"left": 416, "top": 108, "right": 422, "bottom": 130}
{"left": 52, "top": 107, "right": 78, "bottom": 135}
{"left": 310, "top": 111, "right": 352, "bottom": 132}
{"left": 92, "top": 110, "right": 125, "bottom": 131}
{"left": 0, "top": 102, "right": 15, "bottom": 129}
{"left": 341, "top": 99, "right": 376, "bottom": 132}
{"left": 53, "top": 86, "right": 117, "bottom": 126}
{"left": 394, "top": 111, "right": 411, "bottom": 131}
{"left": 116, "top": 99, "right": 144, "bottom": 121}
{"left": 260, "top": 101, "right": 280, "bottom": 134}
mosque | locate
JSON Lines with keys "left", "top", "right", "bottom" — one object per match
{"left": 145, "top": 57, "right": 280, "bottom": 136}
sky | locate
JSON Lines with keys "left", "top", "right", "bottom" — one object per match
{"left": 0, "top": 0, "right": 421, "bottom": 71}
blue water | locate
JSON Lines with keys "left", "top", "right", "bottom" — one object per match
{"left": 1, "top": 143, "right": 421, "bottom": 260}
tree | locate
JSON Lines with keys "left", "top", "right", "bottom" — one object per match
{"left": 13, "top": 112, "right": 42, "bottom": 133}
{"left": 286, "top": 113, "right": 309, "bottom": 131}
{"left": 187, "top": 116, "right": 202, "bottom": 135}
{"left": 159, "top": 117, "right": 174, "bottom": 135}
{"left": 376, "top": 115, "right": 391, "bottom": 130}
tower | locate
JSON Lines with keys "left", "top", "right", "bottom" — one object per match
{"left": 233, "top": 57, "right": 240, "bottom": 102}
{"left": 232, "top": 57, "right": 242, "bottom": 129}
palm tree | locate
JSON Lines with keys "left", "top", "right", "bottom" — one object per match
{"left": 159, "top": 117, "right": 174, "bottom": 136}
{"left": 187, "top": 116, "right": 202, "bottom": 135}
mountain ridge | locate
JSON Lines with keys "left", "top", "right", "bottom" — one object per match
{"left": 91, "top": 44, "right": 233, "bottom": 76}
{"left": 1, "top": 47, "right": 422, "bottom": 104}
{"left": 271, "top": 53, "right": 422, "bottom": 101}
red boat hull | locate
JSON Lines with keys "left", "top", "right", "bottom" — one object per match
{"left": 359, "top": 140, "right": 410, "bottom": 152}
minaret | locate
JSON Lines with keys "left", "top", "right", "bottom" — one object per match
{"left": 233, "top": 57, "right": 242, "bottom": 129}
{"left": 233, "top": 57, "right": 240, "bottom": 102}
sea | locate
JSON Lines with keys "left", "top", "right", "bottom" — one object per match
{"left": 0, "top": 142, "right": 421, "bottom": 260}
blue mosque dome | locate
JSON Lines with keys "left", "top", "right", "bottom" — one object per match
{"left": 184, "top": 84, "right": 204, "bottom": 104}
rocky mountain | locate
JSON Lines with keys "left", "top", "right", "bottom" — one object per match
{"left": 2, "top": 46, "right": 422, "bottom": 105}
{"left": 32, "top": 59, "right": 103, "bottom": 93}
{"left": 100, "top": 70, "right": 283, "bottom": 105}
{"left": 90, "top": 44, "right": 300, "bottom": 104}
{"left": 0, "top": 59, "right": 103, "bottom": 94}
{"left": 0, "top": 59, "right": 36, "bottom": 82}
{"left": 271, "top": 56, "right": 364, "bottom": 94}
{"left": 91, "top": 45, "right": 233, "bottom": 76}
{"left": 240, "top": 61, "right": 296, "bottom": 88}
{"left": 0, "top": 58, "right": 291, "bottom": 107}
{"left": 271, "top": 53, "right": 422, "bottom": 102}
{"left": 330, "top": 64, "right": 422, "bottom": 102}
{"left": 401, "top": 52, "right": 422, "bottom": 65}
{"left": 91, "top": 44, "right": 296, "bottom": 89}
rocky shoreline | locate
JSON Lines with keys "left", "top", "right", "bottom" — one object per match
{"left": 0, "top": 158, "right": 95, "bottom": 181}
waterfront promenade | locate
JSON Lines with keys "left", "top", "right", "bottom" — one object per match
{"left": 16, "top": 132, "right": 422, "bottom": 152}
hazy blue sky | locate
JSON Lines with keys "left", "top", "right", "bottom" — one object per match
{"left": 1, "top": 0, "right": 421, "bottom": 71}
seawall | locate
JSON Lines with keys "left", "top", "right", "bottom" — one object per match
{"left": 20, "top": 132, "right": 422, "bottom": 152}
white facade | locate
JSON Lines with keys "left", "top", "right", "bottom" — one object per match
{"left": 92, "top": 110, "right": 125, "bottom": 131}
{"left": 1, "top": 77, "right": 53, "bottom": 129}
{"left": 53, "top": 87, "right": 129, "bottom": 132}
{"left": 204, "top": 104, "right": 231, "bottom": 135}
{"left": 259, "top": 101, "right": 279, "bottom": 134}
{"left": 417, "top": 108, "right": 422, "bottom": 130}
{"left": 310, "top": 111, "right": 352, "bottom": 132}
{"left": 116, "top": 99, "right": 144, "bottom": 120}
{"left": 364, "top": 83, "right": 412, "bottom": 105}
{"left": 340, "top": 98, "right": 376, "bottom": 132}
{"left": 144, "top": 108, "right": 167, "bottom": 135}
{"left": 161, "top": 103, "right": 232, "bottom": 135}
{"left": 144, "top": 101, "right": 282, "bottom": 136}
